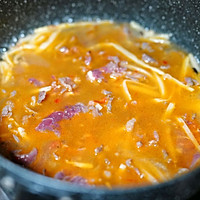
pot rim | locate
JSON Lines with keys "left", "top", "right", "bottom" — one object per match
{"left": 0, "top": 154, "right": 199, "bottom": 196}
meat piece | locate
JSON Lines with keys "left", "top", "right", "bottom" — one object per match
{"left": 85, "top": 55, "right": 92, "bottom": 66}
{"left": 59, "top": 46, "right": 69, "bottom": 54}
{"left": 70, "top": 103, "right": 88, "bottom": 113}
{"left": 36, "top": 103, "right": 87, "bottom": 136}
{"left": 102, "top": 62, "right": 117, "bottom": 74}
{"left": 48, "top": 111, "right": 64, "bottom": 123}
{"left": 86, "top": 57, "right": 127, "bottom": 82}
{"left": 51, "top": 76, "right": 78, "bottom": 95}
{"left": 126, "top": 158, "right": 133, "bottom": 167}
{"left": 126, "top": 118, "right": 136, "bottom": 132}
{"left": 36, "top": 118, "right": 56, "bottom": 132}
{"left": 142, "top": 53, "right": 157, "bottom": 64}
{"left": 58, "top": 77, "right": 76, "bottom": 92}
{"left": 14, "top": 148, "right": 38, "bottom": 166}
{"left": 87, "top": 69, "right": 104, "bottom": 83}
{"left": 36, "top": 117, "right": 60, "bottom": 137}
{"left": 10, "top": 90, "right": 16, "bottom": 97}
{"left": 160, "top": 65, "right": 170, "bottom": 70}
{"left": 2, "top": 105, "right": 12, "bottom": 117}
{"left": 54, "top": 172, "right": 88, "bottom": 185}
{"left": 141, "top": 42, "right": 153, "bottom": 52}
{"left": 88, "top": 106, "right": 102, "bottom": 117}
{"left": 28, "top": 78, "right": 43, "bottom": 86}
{"left": 22, "top": 115, "right": 31, "bottom": 125}
{"left": 108, "top": 56, "right": 120, "bottom": 64}
{"left": 38, "top": 91, "right": 47, "bottom": 103}
{"left": 36, "top": 112, "right": 63, "bottom": 135}
{"left": 106, "top": 97, "right": 113, "bottom": 113}
{"left": 153, "top": 130, "right": 159, "bottom": 142}
{"left": 64, "top": 103, "right": 88, "bottom": 119}
{"left": 102, "top": 61, "right": 127, "bottom": 78}
{"left": 54, "top": 171, "right": 65, "bottom": 180}
{"left": 190, "top": 153, "right": 200, "bottom": 168}
{"left": 94, "top": 145, "right": 104, "bottom": 155}
{"left": 64, "top": 106, "right": 79, "bottom": 119}
{"left": 88, "top": 101, "right": 102, "bottom": 117}
{"left": 136, "top": 141, "right": 143, "bottom": 148}
{"left": 185, "top": 77, "right": 199, "bottom": 86}
{"left": 104, "top": 170, "right": 111, "bottom": 178}
{"left": 101, "top": 90, "right": 112, "bottom": 95}
{"left": 68, "top": 176, "right": 88, "bottom": 185}
{"left": 1, "top": 101, "right": 14, "bottom": 117}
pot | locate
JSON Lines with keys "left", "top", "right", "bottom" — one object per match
{"left": 0, "top": 0, "right": 200, "bottom": 199}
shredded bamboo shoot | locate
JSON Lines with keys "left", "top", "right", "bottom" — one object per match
{"left": 130, "top": 21, "right": 170, "bottom": 41}
{"left": 122, "top": 80, "right": 132, "bottom": 101}
{"left": 142, "top": 37, "right": 170, "bottom": 45}
{"left": 163, "top": 102, "right": 175, "bottom": 120}
{"left": 135, "top": 159, "right": 168, "bottom": 182}
{"left": 164, "top": 126, "right": 177, "bottom": 164}
{"left": 124, "top": 64, "right": 153, "bottom": 78}
{"left": 0, "top": 61, "right": 12, "bottom": 84}
{"left": 154, "top": 73, "right": 165, "bottom": 96}
{"left": 153, "top": 98, "right": 168, "bottom": 103}
{"left": 128, "top": 83, "right": 160, "bottom": 97}
{"left": 180, "top": 56, "right": 190, "bottom": 79}
{"left": 177, "top": 117, "right": 200, "bottom": 151}
{"left": 39, "top": 31, "right": 60, "bottom": 50}
{"left": 65, "top": 160, "right": 93, "bottom": 169}
{"left": 189, "top": 53, "right": 200, "bottom": 73}
{"left": 142, "top": 169, "right": 158, "bottom": 183}
{"left": 163, "top": 74, "right": 194, "bottom": 92}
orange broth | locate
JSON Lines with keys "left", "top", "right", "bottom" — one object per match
{"left": 0, "top": 21, "right": 200, "bottom": 187}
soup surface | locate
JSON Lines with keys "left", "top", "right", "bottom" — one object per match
{"left": 0, "top": 21, "right": 200, "bottom": 187}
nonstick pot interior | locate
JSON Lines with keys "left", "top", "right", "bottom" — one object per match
{"left": 0, "top": 0, "right": 200, "bottom": 200}
{"left": 0, "top": 0, "right": 200, "bottom": 57}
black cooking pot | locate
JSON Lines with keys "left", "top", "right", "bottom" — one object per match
{"left": 0, "top": 0, "right": 200, "bottom": 199}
